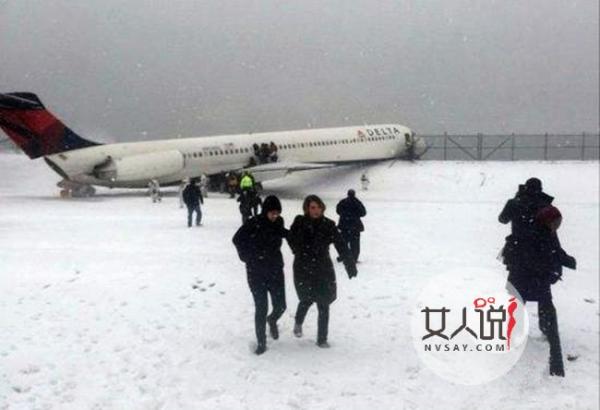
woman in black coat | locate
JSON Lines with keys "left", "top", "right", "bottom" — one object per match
{"left": 288, "top": 195, "right": 357, "bottom": 347}
{"left": 501, "top": 204, "right": 576, "bottom": 376}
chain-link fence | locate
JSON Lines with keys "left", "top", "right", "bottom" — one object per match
{"left": 420, "top": 133, "right": 600, "bottom": 161}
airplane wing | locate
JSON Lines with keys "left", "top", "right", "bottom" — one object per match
{"left": 237, "top": 161, "right": 337, "bottom": 181}
{"left": 243, "top": 161, "right": 337, "bottom": 173}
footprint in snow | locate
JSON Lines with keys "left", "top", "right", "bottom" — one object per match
{"left": 12, "top": 385, "right": 31, "bottom": 394}
{"left": 19, "top": 365, "right": 41, "bottom": 375}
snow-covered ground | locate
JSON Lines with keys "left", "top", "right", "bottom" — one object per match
{"left": 0, "top": 153, "right": 598, "bottom": 410}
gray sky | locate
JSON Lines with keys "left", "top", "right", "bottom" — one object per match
{"left": 1, "top": 0, "right": 598, "bottom": 142}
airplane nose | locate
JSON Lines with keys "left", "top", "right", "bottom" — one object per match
{"left": 414, "top": 136, "right": 428, "bottom": 157}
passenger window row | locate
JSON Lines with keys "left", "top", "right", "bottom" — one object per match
{"left": 183, "top": 134, "right": 399, "bottom": 159}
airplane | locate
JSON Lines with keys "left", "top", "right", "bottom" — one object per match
{"left": 0, "top": 92, "right": 428, "bottom": 196}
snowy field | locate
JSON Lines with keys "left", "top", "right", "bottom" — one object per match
{"left": 0, "top": 153, "right": 598, "bottom": 410}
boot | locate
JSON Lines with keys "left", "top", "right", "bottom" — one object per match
{"left": 549, "top": 356, "right": 565, "bottom": 377}
{"left": 293, "top": 323, "right": 303, "bottom": 338}
{"left": 255, "top": 342, "right": 267, "bottom": 355}
{"left": 268, "top": 318, "right": 279, "bottom": 340}
{"left": 540, "top": 302, "right": 564, "bottom": 377}
{"left": 317, "top": 340, "right": 330, "bottom": 348}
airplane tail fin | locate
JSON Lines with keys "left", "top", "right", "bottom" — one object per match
{"left": 0, "top": 92, "right": 100, "bottom": 159}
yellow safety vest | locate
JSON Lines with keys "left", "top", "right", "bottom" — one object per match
{"left": 240, "top": 175, "right": 254, "bottom": 190}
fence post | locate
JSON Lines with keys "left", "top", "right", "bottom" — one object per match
{"left": 581, "top": 132, "right": 586, "bottom": 160}
{"left": 511, "top": 133, "right": 515, "bottom": 161}
{"left": 443, "top": 132, "right": 448, "bottom": 160}
{"left": 543, "top": 133, "right": 549, "bottom": 160}
{"left": 477, "top": 133, "right": 483, "bottom": 160}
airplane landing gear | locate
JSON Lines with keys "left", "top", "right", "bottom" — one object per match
{"left": 57, "top": 180, "right": 96, "bottom": 198}
{"left": 73, "top": 184, "right": 96, "bottom": 197}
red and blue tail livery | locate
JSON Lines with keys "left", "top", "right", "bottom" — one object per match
{"left": 0, "top": 92, "right": 100, "bottom": 159}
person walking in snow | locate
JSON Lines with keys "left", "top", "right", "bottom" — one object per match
{"left": 288, "top": 195, "right": 357, "bottom": 348}
{"left": 336, "top": 189, "right": 367, "bottom": 263}
{"left": 499, "top": 180, "right": 576, "bottom": 377}
{"left": 238, "top": 190, "right": 253, "bottom": 224}
{"left": 237, "top": 189, "right": 262, "bottom": 224}
{"left": 148, "top": 179, "right": 161, "bottom": 203}
{"left": 360, "top": 173, "right": 370, "bottom": 191}
{"left": 182, "top": 178, "right": 204, "bottom": 227}
{"left": 178, "top": 178, "right": 189, "bottom": 208}
{"left": 199, "top": 173, "right": 209, "bottom": 198}
{"left": 227, "top": 173, "right": 239, "bottom": 198}
{"left": 250, "top": 190, "right": 262, "bottom": 218}
{"left": 232, "top": 196, "right": 289, "bottom": 355}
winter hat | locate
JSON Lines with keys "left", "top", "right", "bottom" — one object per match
{"left": 347, "top": 189, "right": 356, "bottom": 197}
{"left": 262, "top": 195, "right": 282, "bottom": 214}
{"left": 525, "top": 177, "right": 542, "bottom": 193}
{"left": 302, "top": 194, "right": 326, "bottom": 215}
{"left": 536, "top": 205, "right": 562, "bottom": 228}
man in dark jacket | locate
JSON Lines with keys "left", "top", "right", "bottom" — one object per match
{"left": 232, "top": 195, "right": 288, "bottom": 355}
{"left": 227, "top": 173, "right": 239, "bottom": 198}
{"left": 288, "top": 195, "right": 357, "bottom": 348}
{"left": 251, "top": 190, "right": 262, "bottom": 218}
{"left": 182, "top": 178, "right": 204, "bottom": 227}
{"left": 237, "top": 190, "right": 253, "bottom": 224}
{"left": 498, "top": 177, "right": 553, "bottom": 238}
{"left": 336, "top": 189, "right": 367, "bottom": 263}
{"left": 237, "top": 189, "right": 262, "bottom": 224}
{"left": 500, "top": 188, "right": 576, "bottom": 377}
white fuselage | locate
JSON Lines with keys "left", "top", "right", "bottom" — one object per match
{"left": 45, "top": 124, "right": 420, "bottom": 188}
